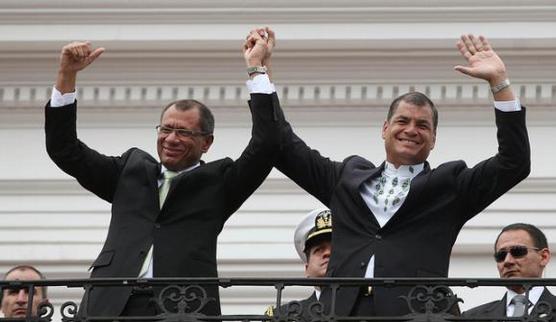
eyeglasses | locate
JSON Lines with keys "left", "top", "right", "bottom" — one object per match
{"left": 156, "top": 125, "right": 211, "bottom": 138}
{"left": 493, "top": 245, "right": 540, "bottom": 262}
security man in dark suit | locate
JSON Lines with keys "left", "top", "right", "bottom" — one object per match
{"left": 464, "top": 223, "right": 556, "bottom": 321}
{"left": 244, "top": 29, "right": 530, "bottom": 317}
{"left": 1, "top": 265, "right": 49, "bottom": 320}
{"left": 45, "top": 36, "right": 280, "bottom": 318}
{"left": 265, "top": 208, "right": 332, "bottom": 322}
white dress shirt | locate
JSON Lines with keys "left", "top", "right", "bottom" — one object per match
{"left": 506, "top": 286, "right": 544, "bottom": 316}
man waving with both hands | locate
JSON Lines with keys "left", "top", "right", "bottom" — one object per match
{"left": 243, "top": 29, "right": 530, "bottom": 317}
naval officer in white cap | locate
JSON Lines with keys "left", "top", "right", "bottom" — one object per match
{"left": 265, "top": 208, "right": 332, "bottom": 320}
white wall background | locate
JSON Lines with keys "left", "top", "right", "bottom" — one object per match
{"left": 0, "top": 0, "right": 555, "bottom": 319}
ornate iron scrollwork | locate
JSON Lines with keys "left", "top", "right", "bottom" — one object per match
{"left": 36, "top": 301, "right": 54, "bottom": 322}
{"left": 401, "top": 285, "right": 462, "bottom": 322}
{"left": 60, "top": 301, "right": 79, "bottom": 322}
{"left": 156, "top": 284, "right": 215, "bottom": 322}
{"left": 305, "top": 300, "right": 326, "bottom": 322}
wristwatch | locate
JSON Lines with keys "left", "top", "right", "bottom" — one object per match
{"left": 491, "top": 79, "right": 511, "bottom": 94}
{"left": 247, "top": 66, "right": 267, "bottom": 76}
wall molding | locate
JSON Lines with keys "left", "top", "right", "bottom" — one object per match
{"left": 1, "top": 82, "right": 555, "bottom": 107}
{"left": 1, "top": 177, "right": 554, "bottom": 196}
{"left": 1, "top": 1, "right": 556, "bottom": 24}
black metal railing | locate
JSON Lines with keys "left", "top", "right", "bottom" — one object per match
{"left": 0, "top": 277, "right": 554, "bottom": 322}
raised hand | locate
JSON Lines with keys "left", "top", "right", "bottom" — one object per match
{"left": 243, "top": 28, "right": 268, "bottom": 67}
{"left": 56, "top": 41, "right": 104, "bottom": 94}
{"left": 454, "top": 34, "right": 507, "bottom": 86}
{"left": 59, "top": 41, "right": 105, "bottom": 75}
{"left": 262, "top": 27, "right": 275, "bottom": 67}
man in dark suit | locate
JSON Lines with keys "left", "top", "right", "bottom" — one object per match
{"left": 464, "top": 223, "right": 556, "bottom": 320}
{"left": 245, "top": 30, "right": 530, "bottom": 317}
{"left": 45, "top": 37, "right": 279, "bottom": 318}
{"left": 265, "top": 208, "right": 332, "bottom": 321}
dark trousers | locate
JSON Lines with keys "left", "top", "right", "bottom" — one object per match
{"left": 121, "top": 287, "right": 159, "bottom": 319}
{"left": 350, "top": 288, "right": 376, "bottom": 316}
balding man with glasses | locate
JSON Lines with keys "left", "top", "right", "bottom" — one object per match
{"left": 45, "top": 40, "right": 281, "bottom": 319}
{"left": 463, "top": 223, "right": 556, "bottom": 321}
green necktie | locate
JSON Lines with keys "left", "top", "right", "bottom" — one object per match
{"left": 138, "top": 170, "right": 178, "bottom": 278}
{"left": 159, "top": 170, "right": 178, "bottom": 207}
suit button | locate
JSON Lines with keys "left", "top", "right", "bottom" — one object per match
{"left": 155, "top": 223, "right": 161, "bottom": 229}
{"left": 360, "top": 262, "right": 366, "bottom": 268}
{"left": 375, "top": 234, "right": 382, "bottom": 240}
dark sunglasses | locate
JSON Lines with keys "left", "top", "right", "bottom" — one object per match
{"left": 494, "top": 245, "right": 540, "bottom": 262}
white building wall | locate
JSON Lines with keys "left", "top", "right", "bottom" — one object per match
{"left": 0, "top": 0, "right": 555, "bottom": 318}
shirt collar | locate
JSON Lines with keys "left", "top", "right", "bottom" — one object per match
{"left": 506, "top": 286, "right": 545, "bottom": 309}
{"left": 314, "top": 288, "right": 321, "bottom": 300}
{"left": 383, "top": 161, "right": 424, "bottom": 178}
{"left": 160, "top": 162, "right": 201, "bottom": 177}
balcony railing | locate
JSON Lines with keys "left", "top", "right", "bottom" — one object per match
{"left": 0, "top": 277, "right": 553, "bottom": 322}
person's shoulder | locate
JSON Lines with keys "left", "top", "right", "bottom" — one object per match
{"left": 430, "top": 160, "right": 468, "bottom": 173}
{"left": 123, "top": 147, "right": 154, "bottom": 159}
{"left": 202, "top": 157, "right": 234, "bottom": 169}
{"left": 343, "top": 155, "right": 375, "bottom": 168}
{"left": 462, "top": 300, "right": 501, "bottom": 317}
{"left": 120, "top": 148, "right": 158, "bottom": 166}
{"left": 541, "top": 287, "right": 556, "bottom": 303}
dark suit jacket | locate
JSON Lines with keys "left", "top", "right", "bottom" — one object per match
{"left": 265, "top": 292, "right": 320, "bottom": 322}
{"left": 271, "top": 98, "right": 530, "bottom": 317}
{"left": 463, "top": 288, "right": 556, "bottom": 321}
{"left": 45, "top": 94, "right": 282, "bottom": 317}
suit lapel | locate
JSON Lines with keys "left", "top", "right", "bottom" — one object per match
{"left": 160, "top": 160, "right": 205, "bottom": 211}
{"left": 531, "top": 288, "right": 556, "bottom": 320}
{"left": 350, "top": 162, "right": 385, "bottom": 229}
{"left": 486, "top": 295, "right": 508, "bottom": 318}
{"left": 143, "top": 161, "right": 162, "bottom": 215}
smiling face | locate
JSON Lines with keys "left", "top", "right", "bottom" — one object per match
{"left": 382, "top": 100, "right": 436, "bottom": 168}
{"left": 1, "top": 268, "right": 45, "bottom": 318}
{"left": 157, "top": 105, "right": 214, "bottom": 171}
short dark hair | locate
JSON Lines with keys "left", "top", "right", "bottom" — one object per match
{"left": 160, "top": 99, "right": 215, "bottom": 135}
{"left": 495, "top": 223, "right": 549, "bottom": 251}
{"left": 303, "top": 233, "right": 331, "bottom": 262}
{"left": 1, "top": 265, "right": 47, "bottom": 301}
{"left": 387, "top": 92, "right": 438, "bottom": 131}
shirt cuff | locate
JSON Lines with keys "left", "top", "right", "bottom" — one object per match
{"left": 246, "top": 74, "right": 276, "bottom": 94}
{"left": 50, "top": 86, "right": 77, "bottom": 107}
{"left": 494, "top": 99, "right": 521, "bottom": 112}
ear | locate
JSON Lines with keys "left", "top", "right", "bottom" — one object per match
{"left": 304, "top": 263, "right": 309, "bottom": 277}
{"left": 540, "top": 248, "right": 551, "bottom": 268}
{"left": 201, "top": 135, "right": 214, "bottom": 153}
{"left": 430, "top": 131, "right": 436, "bottom": 151}
{"left": 381, "top": 120, "right": 389, "bottom": 140}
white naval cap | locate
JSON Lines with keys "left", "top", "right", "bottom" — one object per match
{"left": 294, "top": 208, "right": 332, "bottom": 263}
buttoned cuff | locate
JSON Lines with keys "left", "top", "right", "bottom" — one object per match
{"left": 246, "top": 74, "right": 276, "bottom": 94}
{"left": 494, "top": 99, "right": 521, "bottom": 112}
{"left": 50, "top": 86, "right": 76, "bottom": 107}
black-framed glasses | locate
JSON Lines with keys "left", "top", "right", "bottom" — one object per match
{"left": 494, "top": 245, "right": 540, "bottom": 262}
{"left": 156, "top": 125, "right": 211, "bottom": 138}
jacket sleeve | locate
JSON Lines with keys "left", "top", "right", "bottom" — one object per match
{"left": 271, "top": 94, "right": 343, "bottom": 206}
{"left": 45, "top": 100, "right": 127, "bottom": 203}
{"left": 220, "top": 93, "right": 285, "bottom": 213}
{"left": 456, "top": 107, "right": 531, "bottom": 220}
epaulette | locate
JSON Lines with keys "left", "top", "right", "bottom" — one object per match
{"left": 264, "top": 305, "right": 275, "bottom": 317}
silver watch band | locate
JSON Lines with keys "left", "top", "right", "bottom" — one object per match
{"left": 247, "top": 66, "right": 267, "bottom": 76}
{"left": 491, "top": 79, "right": 511, "bottom": 94}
